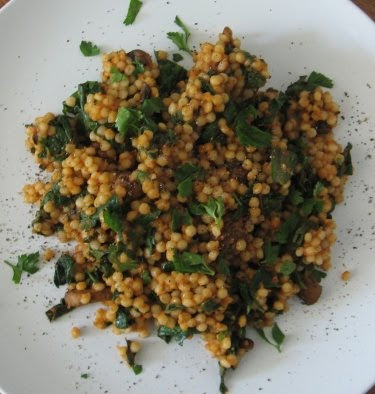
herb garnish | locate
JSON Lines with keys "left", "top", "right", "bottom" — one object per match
{"left": 286, "top": 71, "right": 333, "bottom": 96}
{"left": 167, "top": 16, "right": 192, "bottom": 55}
{"left": 175, "top": 163, "right": 203, "bottom": 197}
{"left": 79, "top": 41, "right": 100, "bottom": 57}
{"left": 4, "top": 252, "right": 40, "bottom": 284}
{"left": 255, "top": 323, "right": 285, "bottom": 352}
{"left": 173, "top": 251, "right": 215, "bottom": 276}
{"left": 124, "top": 0, "right": 143, "bottom": 25}
{"left": 110, "top": 66, "right": 128, "bottom": 83}
{"left": 157, "top": 325, "right": 195, "bottom": 345}
{"left": 189, "top": 196, "right": 225, "bottom": 226}
{"left": 53, "top": 254, "right": 75, "bottom": 287}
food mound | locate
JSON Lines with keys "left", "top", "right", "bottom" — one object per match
{"left": 22, "top": 27, "right": 352, "bottom": 392}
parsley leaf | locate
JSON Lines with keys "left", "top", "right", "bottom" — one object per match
{"left": 202, "top": 299, "right": 220, "bottom": 313}
{"left": 134, "top": 210, "right": 162, "bottom": 227}
{"left": 141, "top": 97, "right": 164, "bottom": 116}
{"left": 157, "top": 325, "right": 195, "bottom": 345}
{"left": 313, "top": 181, "right": 324, "bottom": 198}
{"left": 41, "top": 182, "right": 75, "bottom": 208}
{"left": 107, "top": 243, "right": 138, "bottom": 272}
{"left": 217, "top": 257, "right": 231, "bottom": 277}
{"left": 115, "top": 306, "right": 134, "bottom": 329}
{"left": 136, "top": 170, "right": 149, "bottom": 183}
{"left": 300, "top": 181, "right": 325, "bottom": 215}
{"left": 115, "top": 98, "right": 163, "bottom": 137}
{"left": 172, "top": 53, "right": 183, "bottom": 62}
{"left": 236, "top": 124, "right": 272, "bottom": 148}
{"left": 276, "top": 212, "right": 300, "bottom": 244}
{"left": 271, "top": 148, "right": 298, "bottom": 185}
{"left": 4, "top": 252, "right": 40, "bottom": 284}
{"left": 197, "top": 121, "right": 227, "bottom": 145}
{"left": 53, "top": 254, "right": 74, "bottom": 287}
{"left": 256, "top": 323, "right": 285, "bottom": 352}
{"left": 103, "top": 208, "right": 123, "bottom": 235}
{"left": 38, "top": 115, "right": 74, "bottom": 161}
{"left": 190, "top": 197, "right": 225, "bottom": 226}
{"left": 81, "top": 195, "right": 121, "bottom": 231}
{"left": 124, "top": 339, "right": 143, "bottom": 375}
{"left": 271, "top": 323, "right": 285, "bottom": 350}
{"left": 219, "top": 364, "right": 228, "bottom": 394}
{"left": 286, "top": 71, "right": 333, "bottom": 96}
{"left": 171, "top": 207, "right": 192, "bottom": 231}
{"left": 234, "top": 108, "right": 271, "bottom": 149}
{"left": 244, "top": 69, "right": 267, "bottom": 90}
{"left": 156, "top": 57, "right": 188, "bottom": 96}
{"left": 165, "top": 303, "right": 185, "bottom": 312}
{"left": 167, "top": 16, "right": 192, "bottom": 55}
{"left": 288, "top": 189, "right": 304, "bottom": 206}
{"left": 280, "top": 261, "right": 296, "bottom": 276}
{"left": 223, "top": 100, "right": 238, "bottom": 124}
{"left": 79, "top": 41, "right": 100, "bottom": 57}
{"left": 141, "top": 271, "right": 152, "bottom": 285}
{"left": 63, "top": 81, "right": 102, "bottom": 137}
{"left": 175, "top": 163, "right": 203, "bottom": 197}
{"left": 110, "top": 66, "right": 128, "bottom": 83}
{"left": 115, "top": 107, "right": 143, "bottom": 136}
{"left": 173, "top": 251, "right": 214, "bottom": 276}
{"left": 262, "top": 242, "right": 280, "bottom": 265}
{"left": 124, "top": 0, "right": 143, "bottom": 25}
{"left": 132, "top": 58, "right": 145, "bottom": 75}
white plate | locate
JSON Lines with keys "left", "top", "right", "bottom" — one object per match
{"left": 0, "top": 0, "right": 375, "bottom": 393}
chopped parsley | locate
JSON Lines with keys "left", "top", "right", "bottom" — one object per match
{"left": 276, "top": 212, "right": 300, "bottom": 244}
{"left": 255, "top": 323, "right": 285, "bottom": 352}
{"left": 79, "top": 41, "right": 100, "bottom": 57}
{"left": 115, "top": 306, "right": 134, "bottom": 329}
{"left": 121, "top": 340, "right": 143, "bottom": 375}
{"left": 171, "top": 207, "right": 192, "bottom": 231}
{"left": 189, "top": 196, "right": 225, "bottom": 226}
{"left": 244, "top": 69, "right": 266, "bottom": 90}
{"left": 286, "top": 71, "right": 333, "bottom": 96}
{"left": 132, "top": 58, "right": 145, "bottom": 75}
{"left": 103, "top": 207, "right": 124, "bottom": 235}
{"left": 167, "top": 16, "right": 192, "bottom": 55}
{"left": 3, "top": 252, "right": 40, "bottom": 284}
{"left": 53, "top": 254, "right": 75, "bottom": 287}
{"left": 124, "top": 0, "right": 143, "bottom": 25}
{"left": 115, "top": 107, "right": 143, "bottom": 136}
{"left": 156, "top": 57, "right": 188, "bottom": 96}
{"left": 236, "top": 124, "right": 272, "bottom": 148}
{"left": 219, "top": 364, "right": 228, "bottom": 394}
{"left": 262, "top": 242, "right": 280, "bottom": 265}
{"left": 157, "top": 325, "right": 195, "bottom": 345}
{"left": 173, "top": 251, "right": 215, "bottom": 276}
{"left": 172, "top": 53, "right": 184, "bottom": 62}
{"left": 141, "top": 271, "right": 152, "bottom": 285}
{"left": 280, "top": 261, "right": 296, "bottom": 277}
{"left": 38, "top": 115, "right": 74, "bottom": 161}
{"left": 110, "top": 66, "right": 128, "bottom": 83}
{"left": 175, "top": 163, "right": 203, "bottom": 197}
{"left": 202, "top": 299, "right": 220, "bottom": 313}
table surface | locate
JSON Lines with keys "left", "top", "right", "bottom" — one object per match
{"left": 0, "top": 0, "right": 374, "bottom": 393}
